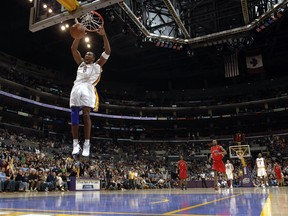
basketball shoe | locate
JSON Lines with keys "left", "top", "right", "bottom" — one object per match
{"left": 82, "top": 143, "right": 90, "bottom": 157}
{"left": 72, "top": 143, "right": 81, "bottom": 155}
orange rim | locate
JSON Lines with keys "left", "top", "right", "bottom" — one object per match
{"left": 85, "top": 11, "right": 104, "bottom": 32}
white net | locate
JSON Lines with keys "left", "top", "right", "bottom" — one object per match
{"left": 78, "top": 11, "right": 104, "bottom": 32}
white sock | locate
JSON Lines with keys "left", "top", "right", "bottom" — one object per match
{"left": 84, "top": 139, "right": 90, "bottom": 146}
{"left": 73, "top": 139, "right": 79, "bottom": 145}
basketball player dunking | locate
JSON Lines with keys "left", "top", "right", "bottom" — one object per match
{"left": 209, "top": 139, "right": 227, "bottom": 190}
{"left": 70, "top": 26, "right": 111, "bottom": 157}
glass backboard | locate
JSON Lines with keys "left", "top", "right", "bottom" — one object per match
{"left": 29, "top": 0, "right": 122, "bottom": 32}
{"left": 229, "top": 145, "right": 251, "bottom": 159}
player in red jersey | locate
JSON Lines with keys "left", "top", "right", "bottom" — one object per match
{"left": 209, "top": 139, "right": 227, "bottom": 190}
{"left": 178, "top": 155, "right": 188, "bottom": 190}
{"left": 274, "top": 160, "right": 283, "bottom": 187}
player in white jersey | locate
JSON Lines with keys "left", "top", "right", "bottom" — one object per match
{"left": 256, "top": 153, "right": 267, "bottom": 187}
{"left": 70, "top": 26, "right": 111, "bottom": 157}
{"left": 225, "top": 160, "right": 234, "bottom": 189}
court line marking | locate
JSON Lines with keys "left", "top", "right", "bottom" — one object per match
{"left": 150, "top": 198, "right": 170, "bottom": 204}
{"left": 260, "top": 193, "right": 272, "bottom": 216}
{"left": 0, "top": 208, "right": 172, "bottom": 216}
{"left": 163, "top": 193, "right": 242, "bottom": 215}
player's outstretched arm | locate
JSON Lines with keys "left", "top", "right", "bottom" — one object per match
{"left": 71, "top": 38, "right": 83, "bottom": 65}
{"left": 96, "top": 26, "right": 111, "bottom": 67}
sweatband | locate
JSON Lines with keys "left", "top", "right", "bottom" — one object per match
{"left": 71, "top": 107, "right": 80, "bottom": 125}
{"left": 101, "top": 52, "right": 110, "bottom": 60}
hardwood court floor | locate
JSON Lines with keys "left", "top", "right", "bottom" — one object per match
{"left": 0, "top": 187, "right": 287, "bottom": 215}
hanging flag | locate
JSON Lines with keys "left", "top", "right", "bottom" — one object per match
{"left": 224, "top": 52, "right": 239, "bottom": 78}
{"left": 246, "top": 53, "right": 264, "bottom": 74}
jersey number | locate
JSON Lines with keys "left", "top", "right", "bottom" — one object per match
{"left": 83, "top": 65, "right": 87, "bottom": 73}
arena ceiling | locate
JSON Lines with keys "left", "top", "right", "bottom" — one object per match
{"left": 2, "top": 0, "right": 288, "bottom": 91}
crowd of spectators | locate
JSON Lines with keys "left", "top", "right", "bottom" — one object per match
{"left": 2, "top": 57, "right": 288, "bottom": 109}
{"left": 0, "top": 64, "right": 70, "bottom": 97}
{"left": 2, "top": 53, "right": 288, "bottom": 141}
{"left": 1, "top": 128, "right": 288, "bottom": 193}
{"left": 1, "top": 53, "right": 288, "bottom": 192}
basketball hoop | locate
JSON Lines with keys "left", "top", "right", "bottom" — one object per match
{"left": 76, "top": 11, "right": 104, "bottom": 32}
{"left": 229, "top": 145, "right": 251, "bottom": 159}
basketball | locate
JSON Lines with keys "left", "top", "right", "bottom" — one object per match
{"left": 70, "top": 23, "right": 86, "bottom": 39}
